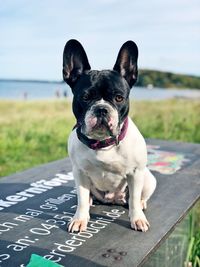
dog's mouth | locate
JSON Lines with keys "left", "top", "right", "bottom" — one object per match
{"left": 95, "top": 116, "right": 112, "bottom": 130}
{"left": 94, "top": 116, "right": 115, "bottom": 135}
{"left": 85, "top": 115, "right": 118, "bottom": 139}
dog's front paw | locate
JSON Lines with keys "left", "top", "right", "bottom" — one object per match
{"left": 130, "top": 210, "right": 150, "bottom": 232}
{"left": 68, "top": 213, "right": 90, "bottom": 233}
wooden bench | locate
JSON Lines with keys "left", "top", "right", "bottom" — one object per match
{"left": 0, "top": 139, "right": 199, "bottom": 267}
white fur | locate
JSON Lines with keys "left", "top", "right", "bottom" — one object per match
{"left": 68, "top": 117, "right": 156, "bottom": 232}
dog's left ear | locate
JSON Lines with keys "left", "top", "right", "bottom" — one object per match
{"left": 63, "top": 39, "right": 91, "bottom": 88}
{"left": 113, "top": 41, "right": 138, "bottom": 88}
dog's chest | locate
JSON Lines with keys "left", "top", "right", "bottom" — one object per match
{"left": 81, "top": 147, "right": 133, "bottom": 192}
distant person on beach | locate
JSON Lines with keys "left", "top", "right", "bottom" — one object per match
{"left": 23, "top": 92, "right": 28, "bottom": 100}
{"left": 55, "top": 89, "right": 61, "bottom": 98}
{"left": 63, "top": 90, "right": 68, "bottom": 98}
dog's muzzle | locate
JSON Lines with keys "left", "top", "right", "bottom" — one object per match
{"left": 84, "top": 101, "right": 119, "bottom": 139}
{"left": 93, "top": 106, "right": 113, "bottom": 133}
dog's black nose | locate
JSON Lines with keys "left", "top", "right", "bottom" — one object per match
{"left": 95, "top": 107, "right": 108, "bottom": 117}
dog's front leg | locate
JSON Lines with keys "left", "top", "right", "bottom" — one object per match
{"left": 127, "top": 168, "right": 150, "bottom": 232}
{"left": 68, "top": 169, "right": 90, "bottom": 232}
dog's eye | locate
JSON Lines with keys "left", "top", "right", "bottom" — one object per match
{"left": 82, "top": 93, "right": 90, "bottom": 101}
{"left": 115, "top": 95, "right": 124, "bottom": 103}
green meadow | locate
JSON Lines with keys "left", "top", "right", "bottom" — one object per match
{"left": 0, "top": 99, "right": 200, "bottom": 177}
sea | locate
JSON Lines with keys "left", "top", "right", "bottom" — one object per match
{"left": 0, "top": 80, "right": 200, "bottom": 101}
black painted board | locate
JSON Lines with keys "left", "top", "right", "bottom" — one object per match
{"left": 0, "top": 139, "right": 200, "bottom": 267}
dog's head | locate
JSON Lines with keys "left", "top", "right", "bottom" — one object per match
{"left": 63, "top": 40, "right": 138, "bottom": 140}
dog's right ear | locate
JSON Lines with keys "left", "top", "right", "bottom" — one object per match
{"left": 62, "top": 39, "right": 91, "bottom": 88}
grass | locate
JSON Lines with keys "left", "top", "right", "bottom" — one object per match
{"left": 186, "top": 202, "right": 200, "bottom": 266}
{"left": 130, "top": 99, "right": 200, "bottom": 143}
{"left": 0, "top": 100, "right": 75, "bottom": 176}
{"left": 0, "top": 99, "right": 200, "bottom": 177}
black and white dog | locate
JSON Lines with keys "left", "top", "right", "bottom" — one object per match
{"left": 63, "top": 40, "right": 156, "bottom": 232}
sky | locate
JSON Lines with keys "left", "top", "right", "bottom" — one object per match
{"left": 0, "top": 0, "right": 199, "bottom": 81}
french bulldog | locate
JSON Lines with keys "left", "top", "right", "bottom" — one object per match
{"left": 63, "top": 39, "right": 156, "bottom": 232}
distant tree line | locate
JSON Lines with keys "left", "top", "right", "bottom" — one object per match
{"left": 136, "top": 69, "right": 200, "bottom": 89}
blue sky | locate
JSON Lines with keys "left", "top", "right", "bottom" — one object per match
{"left": 0, "top": 0, "right": 199, "bottom": 80}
